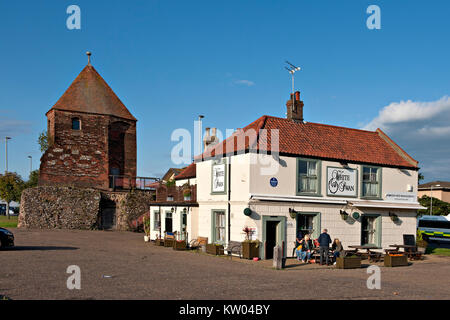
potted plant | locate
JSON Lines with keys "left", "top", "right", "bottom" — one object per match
{"left": 173, "top": 239, "right": 187, "bottom": 250}
{"left": 206, "top": 243, "right": 224, "bottom": 255}
{"left": 384, "top": 254, "right": 408, "bottom": 267}
{"left": 416, "top": 231, "right": 428, "bottom": 254}
{"left": 143, "top": 215, "right": 150, "bottom": 242}
{"left": 183, "top": 188, "right": 191, "bottom": 201}
{"left": 241, "top": 226, "right": 260, "bottom": 259}
{"left": 335, "top": 255, "right": 362, "bottom": 269}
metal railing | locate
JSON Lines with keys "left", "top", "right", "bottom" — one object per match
{"left": 109, "top": 175, "right": 160, "bottom": 191}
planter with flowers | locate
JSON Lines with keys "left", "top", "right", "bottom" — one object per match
{"left": 241, "top": 226, "right": 260, "bottom": 259}
{"left": 336, "top": 255, "right": 362, "bottom": 269}
{"left": 384, "top": 254, "right": 408, "bottom": 267}
{"left": 183, "top": 187, "right": 191, "bottom": 201}
{"left": 173, "top": 240, "right": 187, "bottom": 250}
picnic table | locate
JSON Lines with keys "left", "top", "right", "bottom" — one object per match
{"left": 348, "top": 245, "right": 383, "bottom": 262}
{"left": 387, "top": 244, "right": 423, "bottom": 260}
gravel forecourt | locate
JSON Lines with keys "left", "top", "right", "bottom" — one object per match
{"left": 1, "top": 229, "right": 450, "bottom": 300}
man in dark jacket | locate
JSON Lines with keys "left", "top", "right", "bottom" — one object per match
{"left": 318, "top": 229, "right": 332, "bottom": 265}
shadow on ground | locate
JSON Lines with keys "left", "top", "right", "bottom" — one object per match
{"left": 2, "top": 246, "right": 79, "bottom": 251}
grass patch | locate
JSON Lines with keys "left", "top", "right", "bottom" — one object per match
{"left": 0, "top": 215, "right": 18, "bottom": 228}
{"left": 426, "top": 247, "right": 450, "bottom": 256}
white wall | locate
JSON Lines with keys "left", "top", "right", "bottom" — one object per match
{"left": 194, "top": 153, "right": 419, "bottom": 254}
{"left": 249, "top": 155, "right": 418, "bottom": 201}
{"left": 196, "top": 153, "right": 251, "bottom": 203}
{"left": 149, "top": 205, "right": 197, "bottom": 243}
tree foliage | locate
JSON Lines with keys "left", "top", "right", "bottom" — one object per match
{"left": 418, "top": 195, "right": 450, "bottom": 216}
{"left": 0, "top": 172, "right": 25, "bottom": 217}
{"left": 0, "top": 172, "right": 24, "bottom": 203}
{"left": 38, "top": 130, "right": 51, "bottom": 153}
{"left": 26, "top": 170, "right": 39, "bottom": 188}
{"left": 418, "top": 172, "right": 424, "bottom": 183}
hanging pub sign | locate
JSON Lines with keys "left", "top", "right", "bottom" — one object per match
{"left": 212, "top": 162, "right": 226, "bottom": 193}
{"left": 327, "top": 167, "right": 357, "bottom": 197}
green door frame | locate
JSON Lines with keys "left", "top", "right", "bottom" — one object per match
{"left": 360, "top": 214, "right": 382, "bottom": 247}
{"left": 180, "top": 209, "right": 187, "bottom": 240}
{"left": 211, "top": 209, "right": 226, "bottom": 245}
{"left": 261, "top": 216, "right": 287, "bottom": 260}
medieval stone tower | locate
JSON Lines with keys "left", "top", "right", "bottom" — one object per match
{"left": 39, "top": 54, "right": 137, "bottom": 190}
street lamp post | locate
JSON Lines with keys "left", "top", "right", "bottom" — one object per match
{"left": 5, "top": 136, "right": 11, "bottom": 173}
{"left": 430, "top": 184, "right": 441, "bottom": 215}
{"left": 28, "top": 155, "right": 32, "bottom": 174}
{"left": 198, "top": 115, "right": 204, "bottom": 156}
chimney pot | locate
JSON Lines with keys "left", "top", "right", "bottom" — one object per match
{"left": 286, "top": 92, "right": 304, "bottom": 122}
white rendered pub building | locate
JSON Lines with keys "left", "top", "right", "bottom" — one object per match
{"left": 192, "top": 91, "right": 425, "bottom": 259}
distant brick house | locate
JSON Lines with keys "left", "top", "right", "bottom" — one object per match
{"left": 39, "top": 59, "right": 137, "bottom": 190}
{"left": 149, "top": 163, "right": 198, "bottom": 240}
{"left": 418, "top": 181, "right": 450, "bottom": 203}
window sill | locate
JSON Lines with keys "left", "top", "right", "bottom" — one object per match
{"left": 360, "top": 196, "right": 382, "bottom": 200}
{"left": 296, "top": 192, "right": 323, "bottom": 197}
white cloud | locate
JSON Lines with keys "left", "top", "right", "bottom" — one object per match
{"left": 361, "top": 96, "right": 450, "bottom": 182}
{"left": 363, "top": 96, "right": 450, "bottom": 131}
{"left": 234, "top": 79, "right": 255, "bottom": 87}
{"left": 0, "top": 118, "right": 32, "bottom": 137}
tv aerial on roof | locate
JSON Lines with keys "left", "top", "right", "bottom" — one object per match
{"left": 285, "top": 61, "right": 301, "bottom": 93}
{"left": 285, "top": 61, "right": 301, "bottom": 74}
{"left": 285, "top": 61, "right": 301, "bottom": 111}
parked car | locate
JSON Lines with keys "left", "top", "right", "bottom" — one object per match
{"left": 0, "top": 228, "right": 14, "bottom": 248}
{"left": 0, "top": 207, "right": 15, "bottom": 216}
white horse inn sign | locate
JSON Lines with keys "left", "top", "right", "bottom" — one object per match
{"left": 327, "top": 167, "right": 357, "bottom": 197}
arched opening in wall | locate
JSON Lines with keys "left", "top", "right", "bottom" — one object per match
{"left": 108, "top": 121, "right": 130, "bottom": 189}
{"left": 99, "top": 198, "right": 116, "bottom": 230}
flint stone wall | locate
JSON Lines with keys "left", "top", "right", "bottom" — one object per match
{"left": 19, "top": 186, "right": 101, "bottom": 229}
{"left": 18, "top": 186, "right": 154, "bottom": 230}
{"left": 102, "top": 190, "right": 154, "bottom": 231}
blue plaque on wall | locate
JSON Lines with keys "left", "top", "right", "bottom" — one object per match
{"left": 270, "top": 177, "right": 278, "bottom": 187}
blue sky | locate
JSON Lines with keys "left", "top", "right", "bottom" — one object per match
{"left": 1, "top": 0, "right": 449, "bottom": 181}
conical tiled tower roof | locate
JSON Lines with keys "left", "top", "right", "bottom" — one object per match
{"left": 47, "top": 64, "right": 136, "bottom": 121}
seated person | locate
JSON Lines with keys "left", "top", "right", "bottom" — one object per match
{"left": 298, "top": 234, "right": 314, "bottom": 263}
{"left": 331, "top": 238, "right": 344, "bottom": 262}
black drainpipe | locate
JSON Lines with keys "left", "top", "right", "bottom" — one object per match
{"left": 228, "top": 156, "right": 231, "bottom": 243}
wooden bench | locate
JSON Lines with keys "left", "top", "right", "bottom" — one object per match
{"left": 226, "top": 241, "right": 242, "bottom": 260}
{"left": 189, "top": 236, "right": 208, "bottom": 251}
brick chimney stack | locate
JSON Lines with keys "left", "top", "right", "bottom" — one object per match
{"left": 203, "top": 127, "right": 219, "bottom": 150}
{"left": 286, "top": 91, "right": 304, "bottom": 122}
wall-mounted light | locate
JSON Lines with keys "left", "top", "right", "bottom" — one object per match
{"left": 289, "top": 208, "right": 297, "bottom": 219}
{"left": 243, "top": 208, "right": 252, "bottom": 216}
{"left": 339, "top": 210, "right": 349, "bottom": 221}
{"left": 352, "top": 212, "right": 360, "bottom": 220}
{"left": 182, "top": 208, "right": 187, "bottom": 214}
{"left": 389, "top": 212, "right": 399, "bottom": 222}
{"left": 171, "top": 207, "right": 175, "bottom": 213}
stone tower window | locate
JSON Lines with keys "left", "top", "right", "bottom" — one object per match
{"left": 72, "top": 117, "right": 81, "bottom": 130}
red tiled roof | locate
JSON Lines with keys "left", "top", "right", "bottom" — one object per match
{"left": 195, "top": 115, "right": 418, "bottom": 169}
{"left": 47, "top": 64, "right": 136, "bottom": 121}
{"left": 174, "top": 163, "right": 196, "bottom": 180}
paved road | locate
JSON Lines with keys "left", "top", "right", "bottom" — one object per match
{"left": 2, "top": 229, "right": 450, "bottom": 300}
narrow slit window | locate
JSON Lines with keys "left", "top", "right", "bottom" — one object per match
{"left": 72, "top": 118, "right": 81, "bottom": 130}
